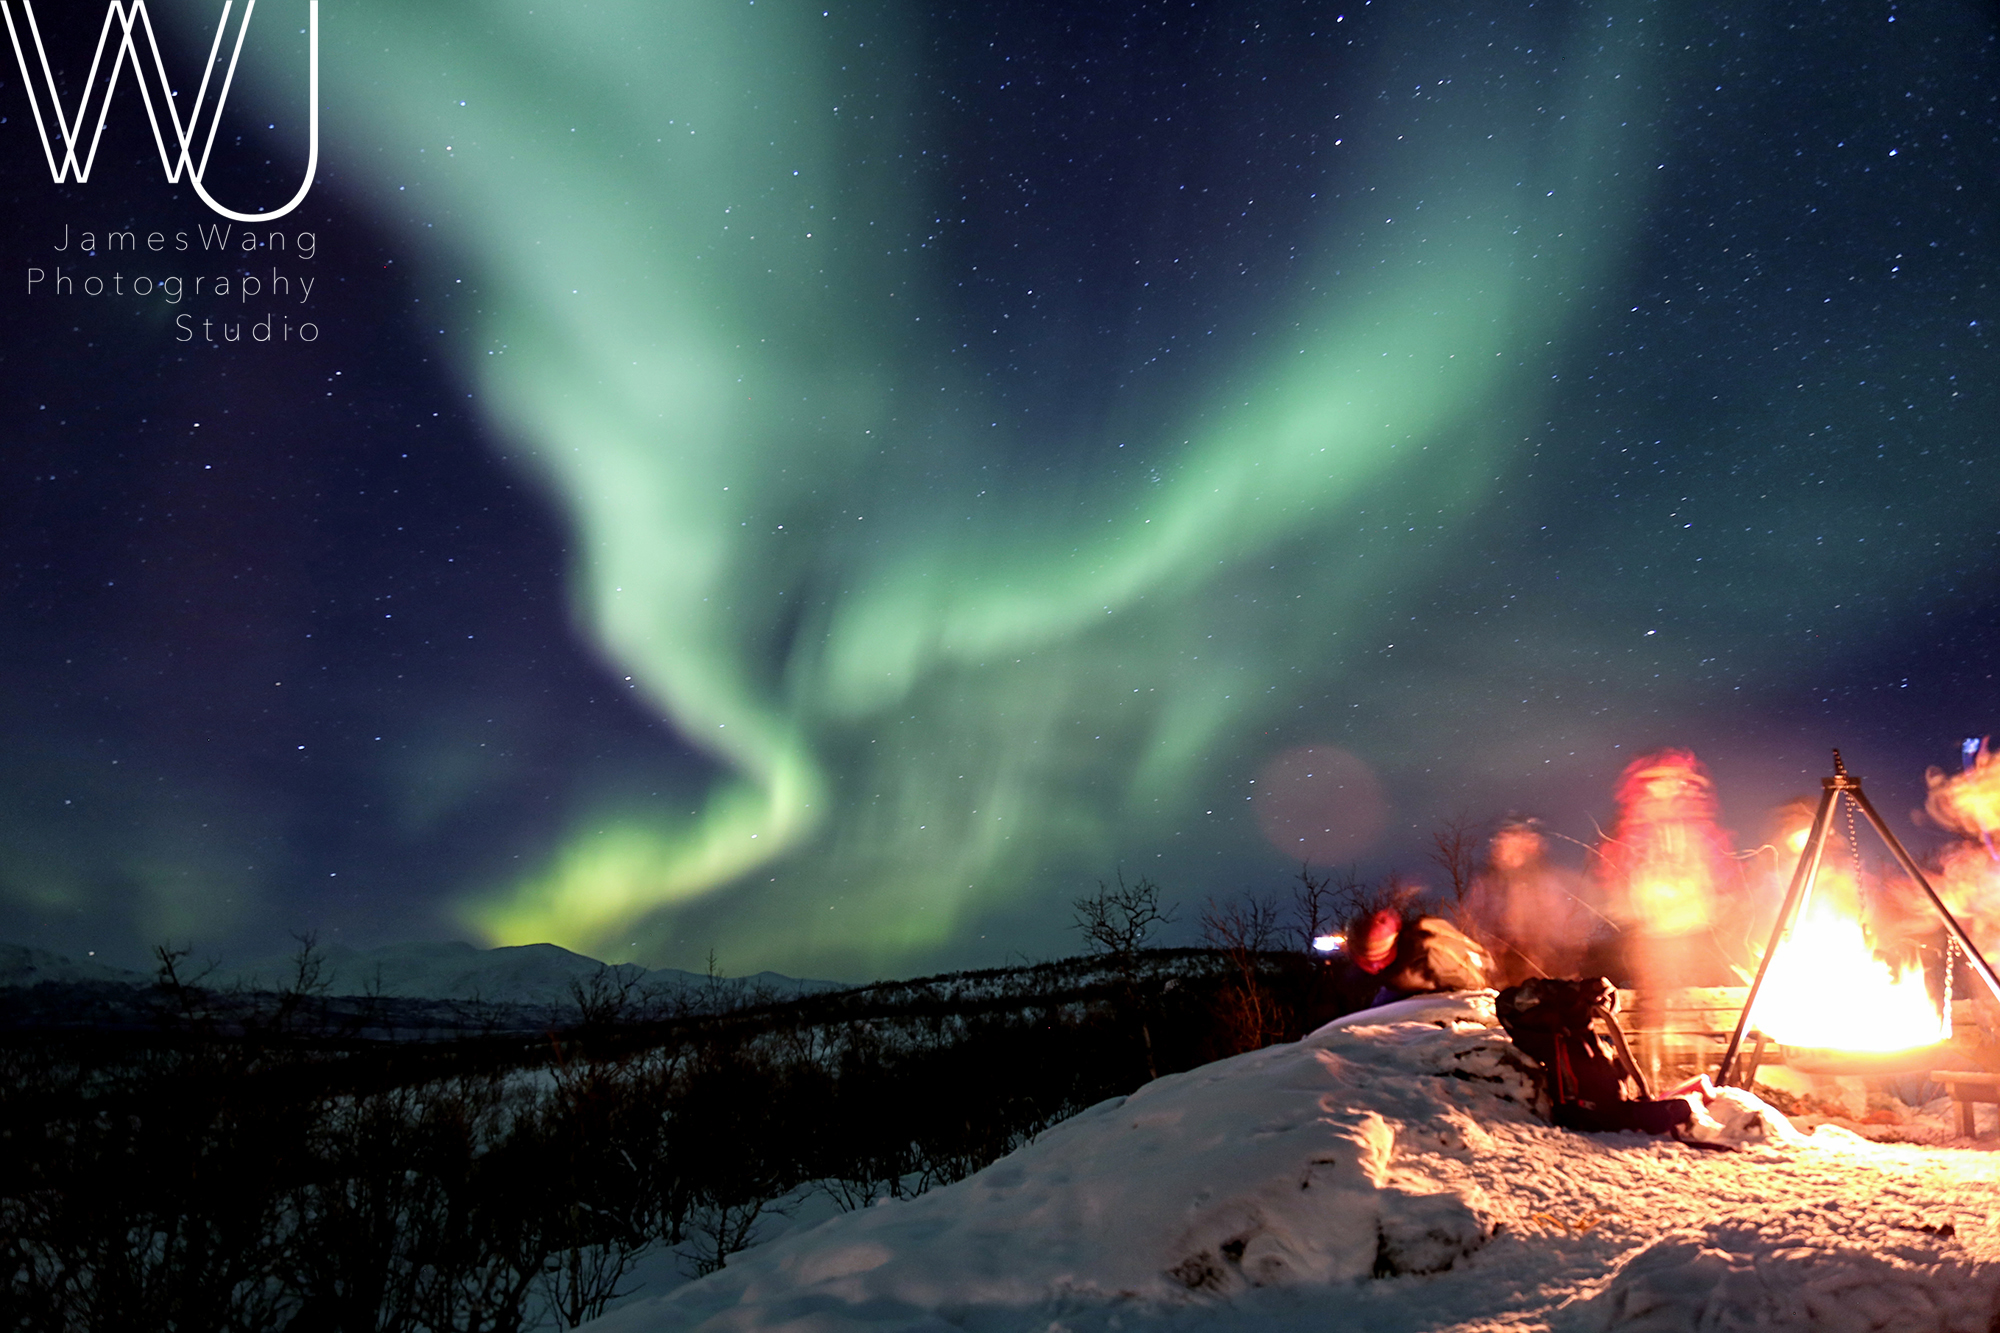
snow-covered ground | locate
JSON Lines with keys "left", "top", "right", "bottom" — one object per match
{"left": 590, "top": 993, "right": 2000, "bottom": 1333}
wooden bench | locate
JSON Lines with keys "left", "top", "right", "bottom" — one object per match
{"left": 1933, "top": 1071, "right": 2000, "bottom": 1138}
{"left": 1613, "top": 990, "right": 2000, "bottom": 1088}
{"left": 1615, "top": 987, "right": 1752, "bottom": 1087}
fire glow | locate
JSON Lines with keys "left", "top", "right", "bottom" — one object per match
{"left": 1747, "top": 878, "right": 1947, "bottom": 1053}
{"left": 1603, "top": 748, "right": 1960, "bottom": 1059}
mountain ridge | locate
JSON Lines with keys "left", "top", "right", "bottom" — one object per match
{"left": 0, "top": 939, "right": 844, "bottom": 1007}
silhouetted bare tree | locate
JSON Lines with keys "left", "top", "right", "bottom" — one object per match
{"left": 1200, "top": 892, "right": 1286, "bottom": 1052}
{"left": 1071, "top": 874, "right": 1180, "bottom": 1080}
{"left": 1428, "top": 812, "right": 1486, "bottom": 911}
{"left": 1289, "top": 865, "right": 1341, "bottom": 951}
{"left": 1071, "top": 873, "right": 1178, "bottom": 959}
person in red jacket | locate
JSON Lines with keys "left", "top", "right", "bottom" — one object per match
{"left": 1351, "top": 908, "right": 1492, "bottom": 1004}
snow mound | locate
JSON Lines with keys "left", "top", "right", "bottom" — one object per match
{"left": 1586, "top": 1213, "right": 1997, "bottom": 1333}
{"left": 1680, "top": 1084, "right": 1809, "bottom": 1152}
{"left": 590, "top": 993, "right": 2000, "bottom": 1333}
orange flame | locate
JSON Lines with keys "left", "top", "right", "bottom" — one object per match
{"left": 1747, "top": 864, "right": 1945, "bottom": 1052}
{"left": 1933, "top": 841, "right": 2000, "bottom": 946}
{"left": 1928, "top": 739, "right": 2000, "bottom": 839}
{"left": 1922, "top": 739, "right": 2000, "bottom": 959}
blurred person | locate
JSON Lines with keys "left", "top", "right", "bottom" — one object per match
{"left": 1461, "top": 820, "right": 1593, "bottom": 985}
{"left": 1597, "top": 750, "right": 1745, "bottom": 993}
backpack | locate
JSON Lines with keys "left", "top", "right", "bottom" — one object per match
{"left": 1495, "top": 977, "right": 1692, "bottom": 1135}
{"left": 1376, "top": 916, "right": 1490, "bottom": 995}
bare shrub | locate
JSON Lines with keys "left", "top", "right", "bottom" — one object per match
{"left": 1201, "top": 892, "right": 1286, "bottom": 1052}
{"left": 1428, "top": 812, "right": 1487, "bottom": 911}
{"left": 1289, "top": 864, "right": 1342, "bottom": 951}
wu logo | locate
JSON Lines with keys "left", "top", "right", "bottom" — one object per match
{"left": 2, "top": 0, "right": 317, "bottom": 222}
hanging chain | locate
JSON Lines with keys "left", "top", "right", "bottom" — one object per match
{"left": 1944, "top": 933, "right": 1958, "bottom": 1038}
{"left": 1843, "top": 792, "right": 1864, "bottom": 882}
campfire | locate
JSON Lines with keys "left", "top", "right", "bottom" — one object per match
{"left": 1742, "top": 878, "right": 1947, "bottom": 1054}
{"left": 1542, "top": 747, "right": 2000, "bottom": 1096}
{"left": 1712, "top": 750, "right": 2000, "bottom": 1084}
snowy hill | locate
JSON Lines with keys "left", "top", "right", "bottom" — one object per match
{"left": 0, "top": 938, "right": 842, "bottom": 1007}
{"left": 0, "top": 943, "right": 150, "bottom": 989}
{"left": 591, "top": 993, "right": 2000, "bottom": 1333}
{"left": 216, "top": 939, "right": 646, "bottom": 1004}
{"left": 220, "top": 939, "right": 651, "bottom": 1006}
{"left": 218, "top": 939, "right": 843, "bottom": 1005}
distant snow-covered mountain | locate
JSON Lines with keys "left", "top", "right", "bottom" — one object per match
{"left": 0, "top": 938, "right": 843, "bottom": 1007}
{"left": 217, "top": 939, "right": 844, "bottom": 1007}
{"left": 0, "top": 944, "right": 151, "bottom": 989}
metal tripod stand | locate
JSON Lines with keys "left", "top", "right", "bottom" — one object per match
{"left": 1715, "top": 749, "right": 2000, "bottom": 1087}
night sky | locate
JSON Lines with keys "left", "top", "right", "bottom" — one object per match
{"left": 1, "top": 0, "right": 1995, "bottom": 981}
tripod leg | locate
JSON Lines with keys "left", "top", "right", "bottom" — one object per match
{"left": 1743, "top": 1033, "right": 1767, "bottom": 1089}
{"left": 1718, "top": 785, "right": 1839, "bottom": 1085}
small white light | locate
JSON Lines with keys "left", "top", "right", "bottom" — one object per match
{"left": 1312, "top": 934, "right": 1345, "bottom": 954}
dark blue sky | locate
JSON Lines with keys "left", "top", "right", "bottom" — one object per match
{"left": 0, "top": 0, "right": 1994, "bottom": 980}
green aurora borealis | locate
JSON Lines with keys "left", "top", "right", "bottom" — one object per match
{"left": 2, "top": 0, "right": 1996, "bottom": 978}
{"left": 317, "top": 0, "right": 1652, "bottom": 966}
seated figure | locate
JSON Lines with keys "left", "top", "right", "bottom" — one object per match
{"left": 1351, "top": 909, "right": 1491, "bottom": 1003}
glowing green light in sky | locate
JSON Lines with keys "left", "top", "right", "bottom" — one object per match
{"left": 275, "top": 1, "right": 1656, "bottom": 973}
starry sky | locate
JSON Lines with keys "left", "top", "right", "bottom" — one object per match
{"left": 0, "top": 0, "right": 1994, "bottom": 981}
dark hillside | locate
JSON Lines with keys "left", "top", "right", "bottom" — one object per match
{"left": 1, "top": 945, "right": 1344, "bottom": 1332}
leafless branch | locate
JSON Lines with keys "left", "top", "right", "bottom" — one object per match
{"left": 1071, "top": 873, "right": 1178, "bottom": 959}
